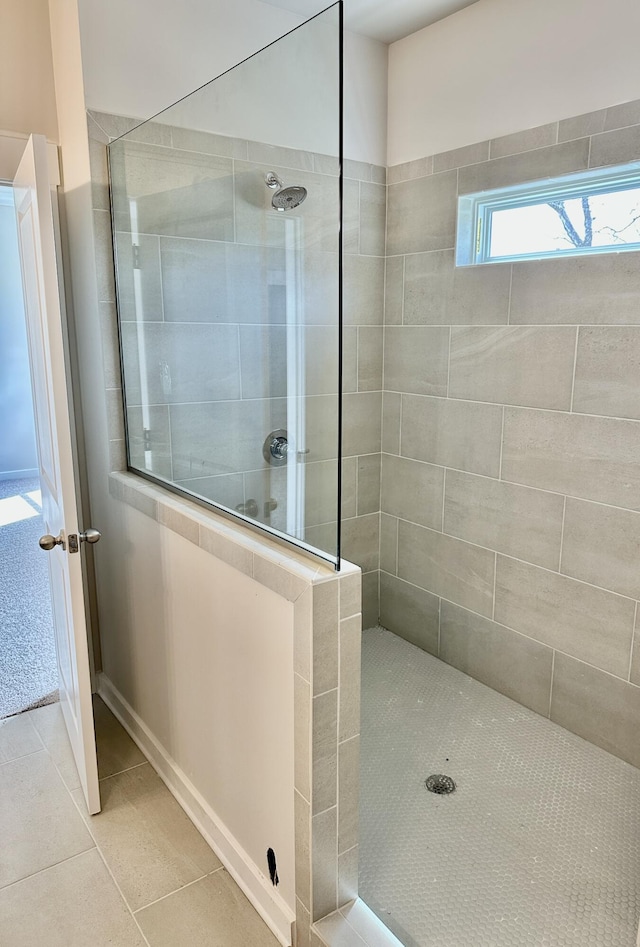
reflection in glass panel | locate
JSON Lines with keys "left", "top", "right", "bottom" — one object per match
{"left": 109, "top": 4, "right": 342, "bottom": 564}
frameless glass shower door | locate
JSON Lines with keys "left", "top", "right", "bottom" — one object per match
{"left": 108, "top": 3, "right": 342, "bottom": 564}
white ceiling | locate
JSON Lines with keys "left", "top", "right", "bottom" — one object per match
{"left": 258, "top": 0, "right": 480, "bottom": 43}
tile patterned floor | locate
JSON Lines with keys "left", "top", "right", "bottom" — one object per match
{"left": 0, "top": 696, "right": 280, "bottom": 947}
{"left": 359, "top": 626, "right": 640, "bottom": 947}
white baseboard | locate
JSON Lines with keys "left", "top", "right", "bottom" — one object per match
{"left": 97, "top": 673, "right": 295, "bottom": 947}
{"left": 0, "top": 468, "right": 39, "bottom": 481}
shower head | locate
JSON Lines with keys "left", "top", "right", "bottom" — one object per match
{"left": 271, "top": 185, "right": 307, "bottom": 211}
{"left": 264, "top": 171, "right": 307, "bottom": 212}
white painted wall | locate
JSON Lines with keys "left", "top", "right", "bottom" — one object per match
{"left": 48, "top": 3, "right": 297, "bottom": 935}
{"left": 98, "top": 505, "right": 296, "bottom": 915}
{"left": 77, "top": 0, "right": 387, "bottom": 165}
{"left": 0, "top": 0, "right": 58, "bottom": 142}
{"left": 388, "top": 0, "right": 640, "bottom": 165}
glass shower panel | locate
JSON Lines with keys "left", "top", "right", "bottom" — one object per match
{"left": 108, "top": 3, "right": 342, "bottom": 564}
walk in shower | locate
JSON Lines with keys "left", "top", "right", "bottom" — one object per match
{"left": 108, "top": 2, "right": 343, "bottom": 566}
{"left": 355, "top": 99, "right": 640, "bottom": 947}
{"left": 101, "top": 4, "right": 640, "bottom": 946}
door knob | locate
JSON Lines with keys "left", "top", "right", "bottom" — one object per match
{"left": 39, "top": 532, "right": 65, "bottom": 551}
{"left": 68, "top": 527, "right": 102, "bottom": 553}
{"left": 80, "top": 528, "right": 101, "bottom": 545}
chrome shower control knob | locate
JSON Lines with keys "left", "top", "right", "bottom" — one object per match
{"left": 263, "top": 429, "right": 290, "bottom": 467}
{"left": 270, "top": 436, "right": 289, "bottom": 460}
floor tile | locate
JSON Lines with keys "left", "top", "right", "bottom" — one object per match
{"left": 0, "top": 711, "right": 41, "bottom": 763}
{"left": 93, "top": 694, "right": 145, "bottom": 778}
{"left": 360, "top": 626, "right": 640, "bottom": 947}
{"left": 0, "top": 849, "right": 147, "bottom": 946}
{"left": 72, "top": 761, "right": 221, "bottom": 910}
{"left": 0, "top": 751, "right": 94, "bottom": 887}
{"left": 28, "top": 702, "right": 81, "bottom": 791}
{"left": 136, "top": 869, "right": 280, "bottom": 946}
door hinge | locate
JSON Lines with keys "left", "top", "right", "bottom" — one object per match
{"left": 133, "top": 244, "right": 141, "bottom": 269}
{"left": 143, "top": 427, "right": 151, "bottom": 450}
{"left": 475, "top": 216, "right": 483, "bottom": 256}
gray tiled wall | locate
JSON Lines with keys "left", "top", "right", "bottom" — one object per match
{"left": 89, "top": 110, "right": 384, "bottom": 595}
{"left": 381, "top": 98, "right": 640, "bottom": 769}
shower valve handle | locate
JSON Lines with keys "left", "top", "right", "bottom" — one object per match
{"left": 269, "top": 435, "right": 290, "bottom": 460}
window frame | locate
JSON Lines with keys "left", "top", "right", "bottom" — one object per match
{"left": 456, "top": 160, "right": 640, "bottom": 266}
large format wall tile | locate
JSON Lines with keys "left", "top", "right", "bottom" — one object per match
{"left": 457, "top": 139, "right": 589, "bottom": 194}
{"left": 387, "top": 171, "right": 457, "bottom": 255}
{"left": 343, "top": 256, "right": 385, "bottom": 326}
{"left": 384, "top": 326, "right": 449, "bottom": 396}
{"left": 449, "top": 326, "right": 576, "bottom": 410}
{"left": 381, "top": 454, "right": 444, "bottom": 531}
{"left": 502, "top": 408, "right": 640, "bottom": 511}
{"left": 401, "top": 395, "right": 503, "bottom": 477}
{"left": 121, "top": 322, "right": 241, "bottom": 405}
{"left": 160, "top": 238, "right": 287, "bottom": 325}
{"left": 360, "top": 182, "right": 386, "bottom": 256}
{"left": 379, "top": 572, "right": 439, "bottom": 657}
{"left": 443, "top": 470, "right": 564, "bottom": 569}
{"left": 561, "top": 497, "right": 640, "bottom": 599}
{"left": 550, "top": 654, "right": 640, "bottom": 768}
{"left": 589, "top": 124, "right": 640, "bottom": 168}
{"left": 510, "top": 252, "right": 640, "bottom": 325}
{"left": 170, "top": 399, "right": 286, "bottom": 479}
{"left": 494, "top": 556, "right": 634, "bottom": 678}
{"left": 573, "top": 326, "right": 640, "bottom": 420}
{"left": 403, "top": 250, "right": 511, "bottom": 326}
{"left": 114, "top": 233, "right": 163, "bottom": 321}
{"left": 440, "top": 601, "right": 553, "bottom": 716}
{"left": 341, "top": 514, "right": 380, "bottom": 575}
{"left": 381, "top": 99, "right": 640, "bottom": 761}
{"left": 357, "top": 327, "right": 383, "bottom": 392}
{"left": 398, "top": 521, "right": 495, "bottom": 617}
{"left": 489, "top": 123, "right": 557, "bottom": 159}
{"left": 342, "top": 392, "right": 382, "bottom": 458}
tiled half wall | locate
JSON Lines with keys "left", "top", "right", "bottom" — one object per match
{"left": 86, "top": 111, "right": 369, "bottom": 945}
{"left": 381, "top": 97, "right": 640, "bottom": 769}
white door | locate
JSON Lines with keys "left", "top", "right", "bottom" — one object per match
{"left": 13, "top": 134, "right": 100, "bottom": 814}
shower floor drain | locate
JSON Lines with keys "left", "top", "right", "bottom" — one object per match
{"left": 425, "top": 774, "right": 456, "bottom": 795}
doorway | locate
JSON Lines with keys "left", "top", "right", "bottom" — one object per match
{"left": 0, "top": 182, "right": 57, "bottom": 718}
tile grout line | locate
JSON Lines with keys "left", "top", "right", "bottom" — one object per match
{"left": 99, "top": 759, "right": 149, "bottom": 782}
{"left": 0, "top": 746, "right": 47, "bottom": 768}
{"left": 558, "top": 495, "right": 568, "bottom": 573}
{"left": 64, "top": 785, "right": 152, "bottom": 947}
{"left": 395, "top": 511, "right": 639, "bottom": 606}
{"left": 132, "top": 870, "right": 219, "bottom": 915}
{"left": 569, "top": 325, "right": 580, "bottom": 412}
{"left": 0, "top": 848, "right": 98, "bottom": 895}
{"left": 628, "top": 602, "right": 638, "bottom": 682}
{"left": 440, "top": 467, "right": 447, "bottom": 533}
{"left": 491, "top": 551, "right": 498, "bottom": 621}
{"left": 376, "top": 569, "right": 638, "bottom": 687}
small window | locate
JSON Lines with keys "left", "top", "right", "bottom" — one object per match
{"left": 456, "top": 162, "right": 640, "bottom": 265}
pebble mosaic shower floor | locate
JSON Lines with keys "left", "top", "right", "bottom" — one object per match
{"left": 359, "top": 626, "right": 640, "bottom": 947}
